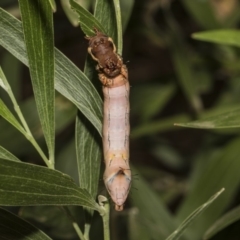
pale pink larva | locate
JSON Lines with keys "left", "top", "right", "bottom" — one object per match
{"left": 102, "top": 81, "right": 131, "bottom": 211}
{"left": 86, "top": 30, "right": 131, "bottom": 210}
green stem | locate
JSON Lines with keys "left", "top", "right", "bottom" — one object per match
{"left": 83, "top": 223, "right": 90, "bottom": 240}
{"left": 61, "top": 207, "right": 86, "bottom": 240}
{"left": 5, "top": 80, "right": 52, "bottom": 169}
{"left": 113, "top": 0, "right": 123, "bottom": 54}
{"left": 98, "top": 195, "right": 111, "bottom": 240}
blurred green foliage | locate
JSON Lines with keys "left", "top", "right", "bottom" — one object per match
{"left": 1, "top": 0, "right": 240, "bottom": 239}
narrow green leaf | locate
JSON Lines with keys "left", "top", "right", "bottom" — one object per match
{"left": 19, "top": 0, "right": 55, "bottom": 162}
{"left": 131, "top": 84, "right": 176, "bottom": 122}
{"left": 113, "top": 0, "right": 123, "bottom": 53}
{"left": 0, "top": 159, "right": 100, "bottom": 211}
{"left": 48, "top": 0, "right": 56, "bottom": 12}
{"left": 192, "top": 30, "right": 240, "bottom": 48}
{"left": 170, "top": 40, "right": 202, "bottom": 113}
{"left": 0, "top": 207, "right": 52, "bottom": 239}
{"left": 0, "top": 146, "right": 21, "bottom": 162}
{"left": 0, "top": 99, "right": 25, "bottom": 135}
{"left": 94, "top": 0, "right": 118, "bottom": 48}
{"left": 0, "top": 8, "right": 102, "bottom": 135}
{"left": 204, "top": 204, "right": 240, "bottom": 240}
{"left": 166, "top": 188, "right": 225, "bottom": 240}
{"left": 61, "top": 0, "right": 79, "bottom": 26}
{"left": 70, "top": 0, "right": 105, "bottom": 36}
{"left": 76, "top": 113, "right": 101, "bottom": 199}
{"left": 0, "top": 67, "right": 8, "bottom": 91}
{"left": 175, "top": 108, "right": 240, "bottom": 129}
{"left": 75, "top": 113, "right": 102, "bottom": 236}
{"left": 131, "top": 114, "right": 190, "bottom": 139}
{"left": 176, "top": 137, "right": 240, "bottom": 238}
{"left": 130, "top": 166, "right": 177, "bottom": 239}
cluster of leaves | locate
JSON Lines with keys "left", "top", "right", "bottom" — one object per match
{"left": 1, "top": 0, "right": 240, "bottom": 240}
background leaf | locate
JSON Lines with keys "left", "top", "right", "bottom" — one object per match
{"left": 176, "top": 137, "right": 240, "bottom": 238}
{"left": 192, "top": 30, "right": 240, "bottom": 47}
{"left": 166, "top": 188, "right": 224, "bottom": 240}
{"left": 130, "top": 166, "right": 178, "bottom": 240}
{"left": 204, "top": 204, "right": 240, "bottom": 240}
{"left": 0, "top": 207, "right": 52, "bottom": 239}
{"left": 175, "top": 108, "right": 240, "bottom": 129}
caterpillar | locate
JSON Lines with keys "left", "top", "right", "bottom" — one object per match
{"left": 86, "top": 29, "right": 131, "bottom": 211}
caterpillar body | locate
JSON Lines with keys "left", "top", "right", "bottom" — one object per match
{"left": 86, "top": 29, "right": 131, "bottom": 211}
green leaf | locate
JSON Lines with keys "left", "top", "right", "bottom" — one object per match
{"left": 0, "top": 8, "right": 103, "bottom": 135}
{"left": 75, "top": 113, "right": 102, "bottom": 236}
{"left": 131, "top": 84, "right": 176, "bottom": 122}
{"left": 176, "top": 137, "right": 240, "bottom": 238}
{"left": 48, "top": 0, "right": 56, "bottom": 12}
{"left": 175, "top": 108, "right": 240, "bottom": 129}
{"left": 19, "top": 0, "right": 55, "bottom": 162}
{"left": 76, "top": 113, "right": 101, "bottom": 199}
{"left": 60, "top": 0, "right": 79, "bottom": 26}
{"left": 130, "top": 166, "right": 177, "bottom": 239}
{"left": 170, "top": 39, "right": 202, "bottom": 113}
{"left": 0, "top": 67, "right": 8, "bottom": 91}
{"left": 0, "top": 159, "right": 100, "bottom": 211}
{"left": 204, "top": 204, "right": 240, "bottom": 240}
{"left": 0, "top": 99, "right": 25, "bottom": 135}
{"left": 70, "top": 0, "right": 105, "bottom": 36}
{"left": 0, "top": 146, "right": 21, "bottom": 162}
{"left": 192, "top": 30, "right": 240, "bottom": 48}
{"left": 0, "top": 207, "right": 52, "bottom": 239}
{"left": 131, "top": 114, "right": 190, "bottom": 139}
{"left": 166, "top": 188, "right": 224, "bottom": 240}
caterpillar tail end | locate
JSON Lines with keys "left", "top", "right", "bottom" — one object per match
{"left": 104, "top": 163, "right": 131, "bottom": 211}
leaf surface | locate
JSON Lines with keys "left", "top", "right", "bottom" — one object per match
{"left": 0, "top": 159, "right": 100, "bottom": 211}
{"left": 19, "top": 0, "right": 55, "bottom": 161}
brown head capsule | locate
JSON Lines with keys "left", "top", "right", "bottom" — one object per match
{"left": 86, "top": 29, "right": 123, "bottom": 78}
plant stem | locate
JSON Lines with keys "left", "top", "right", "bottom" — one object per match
{"left": 61, "top": 207, "right": 86, "bottom": 240}
{"left": 5, "top": 79, "right": 52, "bottom": 168}
{"left": 98, "top": 195, "right": 110, "bottom": 240}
